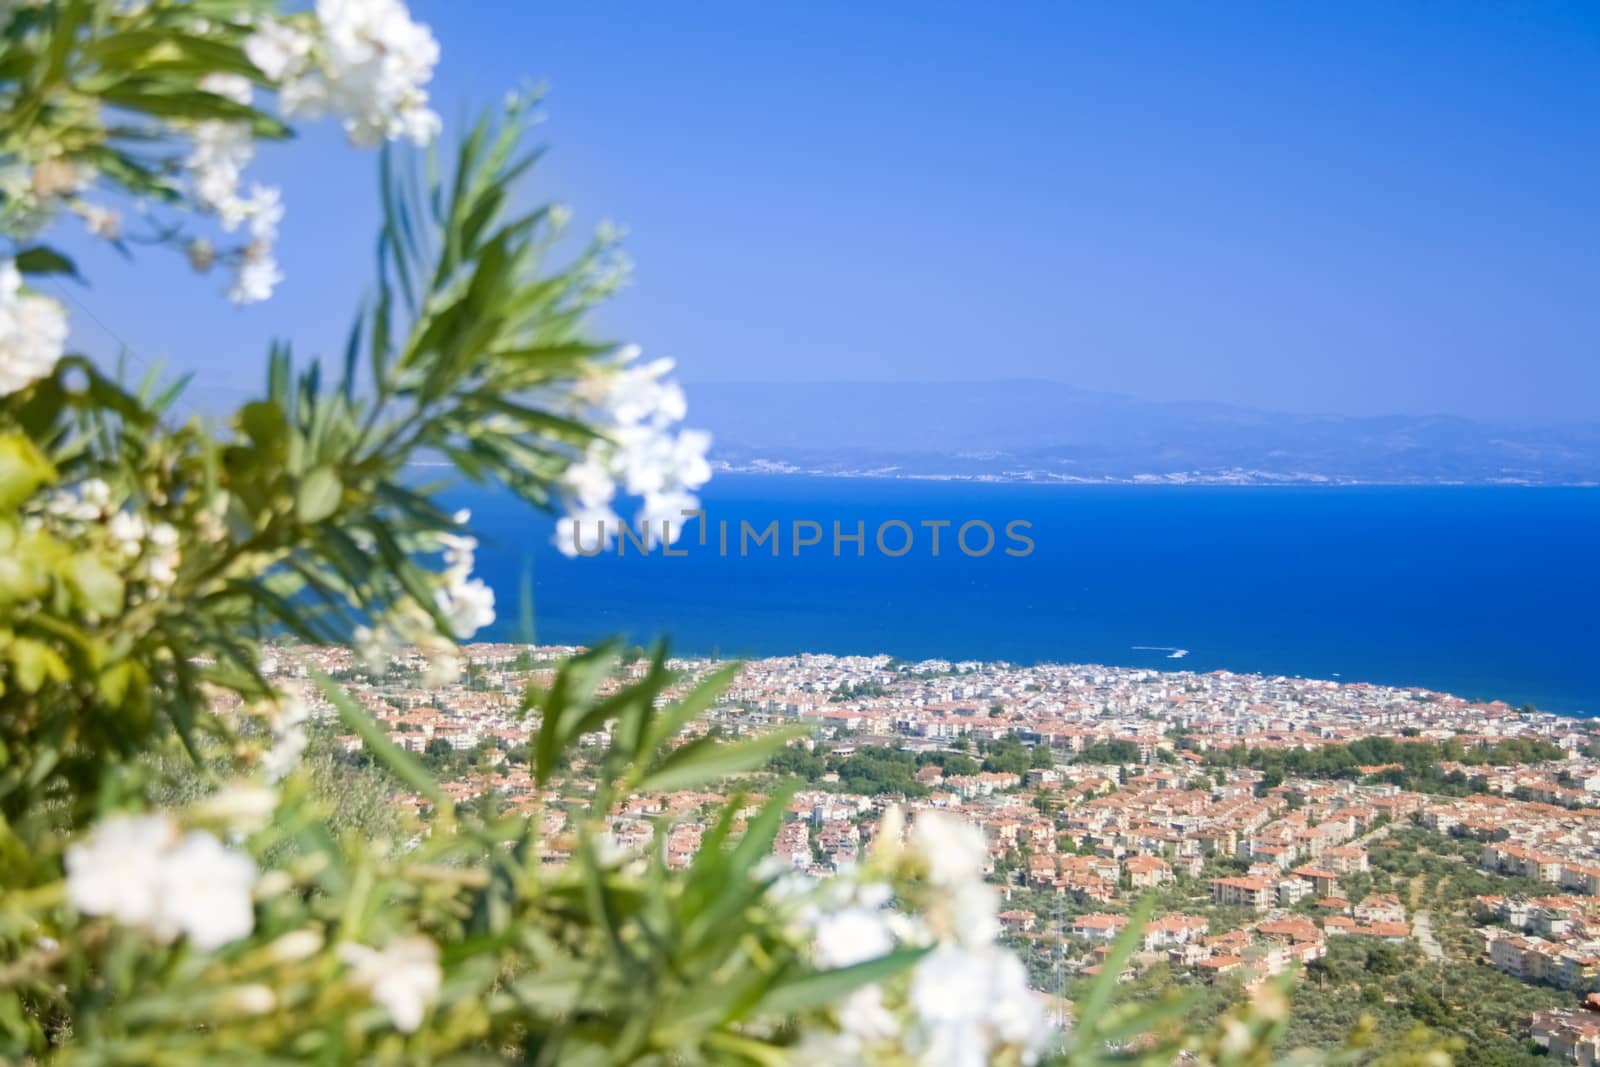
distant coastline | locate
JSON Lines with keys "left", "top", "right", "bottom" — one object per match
{"left": 710, "top": 459, "right": 1600, "bottom": 488}
{"left": 456, "top": 640, "right": 1588, "bottom": 726}
{"left": 688, "top": 380, "right": 1600, "bottom": 486}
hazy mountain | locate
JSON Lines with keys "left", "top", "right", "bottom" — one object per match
{"left": 687, "top": 381, "right": 1600, "bottom": 485}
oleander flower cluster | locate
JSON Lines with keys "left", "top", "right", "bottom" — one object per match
{"left": 65, "top": 812, "right": 258, "bottom": 950}
{"left": 260, "top": 694, "right": 311, "bottom": 781}
{"left": 246, "top": 0, "right": 442, "bottom": 148}
{"left": 61, "top": 801, "right": 445, "bottom": 1034}
{"left": 792, "top": 808, "right": 1053, "bottom": 1067}
{"left": 353, "top": 510, "right": 496, "bottom": 684}
{"left": 0, "top": 0, "right": 442, "bottom": 337}
{"left": 555, "top": 346, "right": 714, "bottom": 556}
{"left": 188, "top": 0, "right": 441, "bottom": 304}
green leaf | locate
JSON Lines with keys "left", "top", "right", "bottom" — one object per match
{"left": 98, "top": 660, "right": 139, "bottom": 706}
{"left": 758, "top": 947, "right": 930, "bottom": 1016}
{"left": 97, "top": 82, "right": 292, "bottom": 138}
{"left": 13, "top": 245, "right": 79, "bottom": 280}
{"left": 9, "top": 637, "right": 68, "bottom": 694}
{"left": 0, "top": 433, "right": 55, "bottom": 508}
{"left": 296, "top": 465, "right": 342, "bottom": 523}
{"left": 66, "top": 555, "right": 125, "bottom": 618}
{"left": 642, "top": 662, "right": 741, "bottom": 757}
{"left": 236, "top": 399, "right": 287, "bottom": 453}
{"left": 532, "top": 641, "right": 621, "bottom": 784}
{"left": 681, "top": 787, "right": 795, "bottom": 951}
{"left": 1072, "top": 895, "right": 1156, "bottom": 1049}
{"left": 636, "top": 726, "right": 806, "bottom": 795}
{"left": 313, "top": 671, "right": 445, "bottom": 808}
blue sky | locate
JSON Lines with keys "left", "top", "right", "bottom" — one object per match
{"left": 57, "top": 1, "right": 1600, "bottom": 420}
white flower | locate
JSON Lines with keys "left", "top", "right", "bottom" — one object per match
{"left": 562, "top": 450, "right": 617, "bottom": 510}
{"left": 188, "top": 119, "right": 253, "bottom": 214}
{"left": 142, "top": 521, "right": 181, "bottom": 586}
{"left": 555, "top": 346, "right": 712, "bottom": 555}
{"left": 107, "top": 510, "right": 147, "bottom": 558}
{"left": 221, "top": 984, "right": 278, "bottom": 1016}
{"left": 853, "top": 880, "right": 894, "bottom": 910}
{"left": 837, "top": 984, "right": 900, "bottom": 1043}
{"left": 614, "top": 425, "right": 713, "bottom": 498}
{"left": 395, "top": 103, "right": 441, "bottom": 146}
{"left": 269, "top": 928, "right": 325, "bottom": 962}
{"left": 421, "top": 644, "right": 461, "bottom": 687}
{"left": 339, "top": 936, "right": 441, "bottom": 1033}
{"left": 947, "top": 880, "right": 1001, "bottom": 948}
{"left": 262, "top": 725, "right": 307, "bottom": 782}
{"left": 233, "top": 184, "right": 284, "bottom": 242}
{"left": 669, "top": 428, "right": 713, "bottom": 488}
{"left": 434, "top": 573, "right": 494, "bottom": 639}
{"left": 910, "top": 812, "right": 989, "bottom": 889}
{"left": 229, "top": 245, "right": 283, "bottom": 304}
{"left": 66, "top": 814, "right": 258, "bottom": 950}
{"left": 185, "top": 86, "right": 286, "bottom": 305}
{"left": 430, "top": 524, "right": 495, "bottom": 638}
{"left": 195, "top": 783, "right": 279, "bottom": 832}
{"left": 41, "top": 479, "right": 105, "bottom": 522}
{"left": 244, "top": 20, "right": 314, "bottom": 81}
{"left": 604, "top": 356, "right": 684, "bottom": 428}
{"left": 99, "top": 510, "right": 185, "bottom": 588}
{"left": 64, "top": 813, "right": 174, "bottom": 930}
{"left": 636, "top": 488, "right": 700, "bottom": 549}
{"left": 256, "top": 1, "right": 441, "bottom": 148}
{"left": 439, "top": 532, "right": 476, "bottom": 572}
{"left": 799, "top": 984, "right": 903, "bottom": 1063}
{"left": 812, "top": 906, "right": 897, "bottom": 969}
{"left": 909, "top": 945, "right": 1050, "bottom": 1066}
{"left": 0, "top": 259, "right": 67, "bottom": 396}
{"left": 262, "top": 696, "right": 310, "bottom": 781}
{"left": 353, "top": 602, "right": 461, "bottom": 685}
{"left": 353, "top": 622, "right": 398, "bottom": 674}
{"left": 155, "top": 831, "right": 258, "bottom": 949}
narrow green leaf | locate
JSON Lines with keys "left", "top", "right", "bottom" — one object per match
{"left": 14, "top": 245, "right": 79, "bottom": 280}
{"left": 531, "top": 640, "right": 621, "bottom": 784}
{"left": 313, "top": 670, "right": 445, "bottom": 808}
{"left": 636, "top": 726, "right": 805, "bottom": 795}
{"left": 642, "top": 662, "right": 741, "bottom": 756}
{"left": 759, "top": 947, "right": 930, "bottom": 1016}
{"left": 1073, "top": 895, "right": 1155, "bottom": 1044}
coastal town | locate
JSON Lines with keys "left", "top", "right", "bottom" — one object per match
{"left": 262, "top": 644, "right": 1600, "bottom": 1062}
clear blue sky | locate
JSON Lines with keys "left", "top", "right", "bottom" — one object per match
{"left": 57, "top": 1, "right": 1600, "bottom": 421}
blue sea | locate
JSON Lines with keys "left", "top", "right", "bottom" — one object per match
{"left": 447, "top": 477, "right": 1600, "bottom": 716}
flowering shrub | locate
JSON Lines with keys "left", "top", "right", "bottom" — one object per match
{"left": 0, "top": 2, "right": 1463, "bottom": 1065}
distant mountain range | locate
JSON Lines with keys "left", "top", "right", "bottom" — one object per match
{"left": 686, "top": 381, "right": 1600, "bottom": 485}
